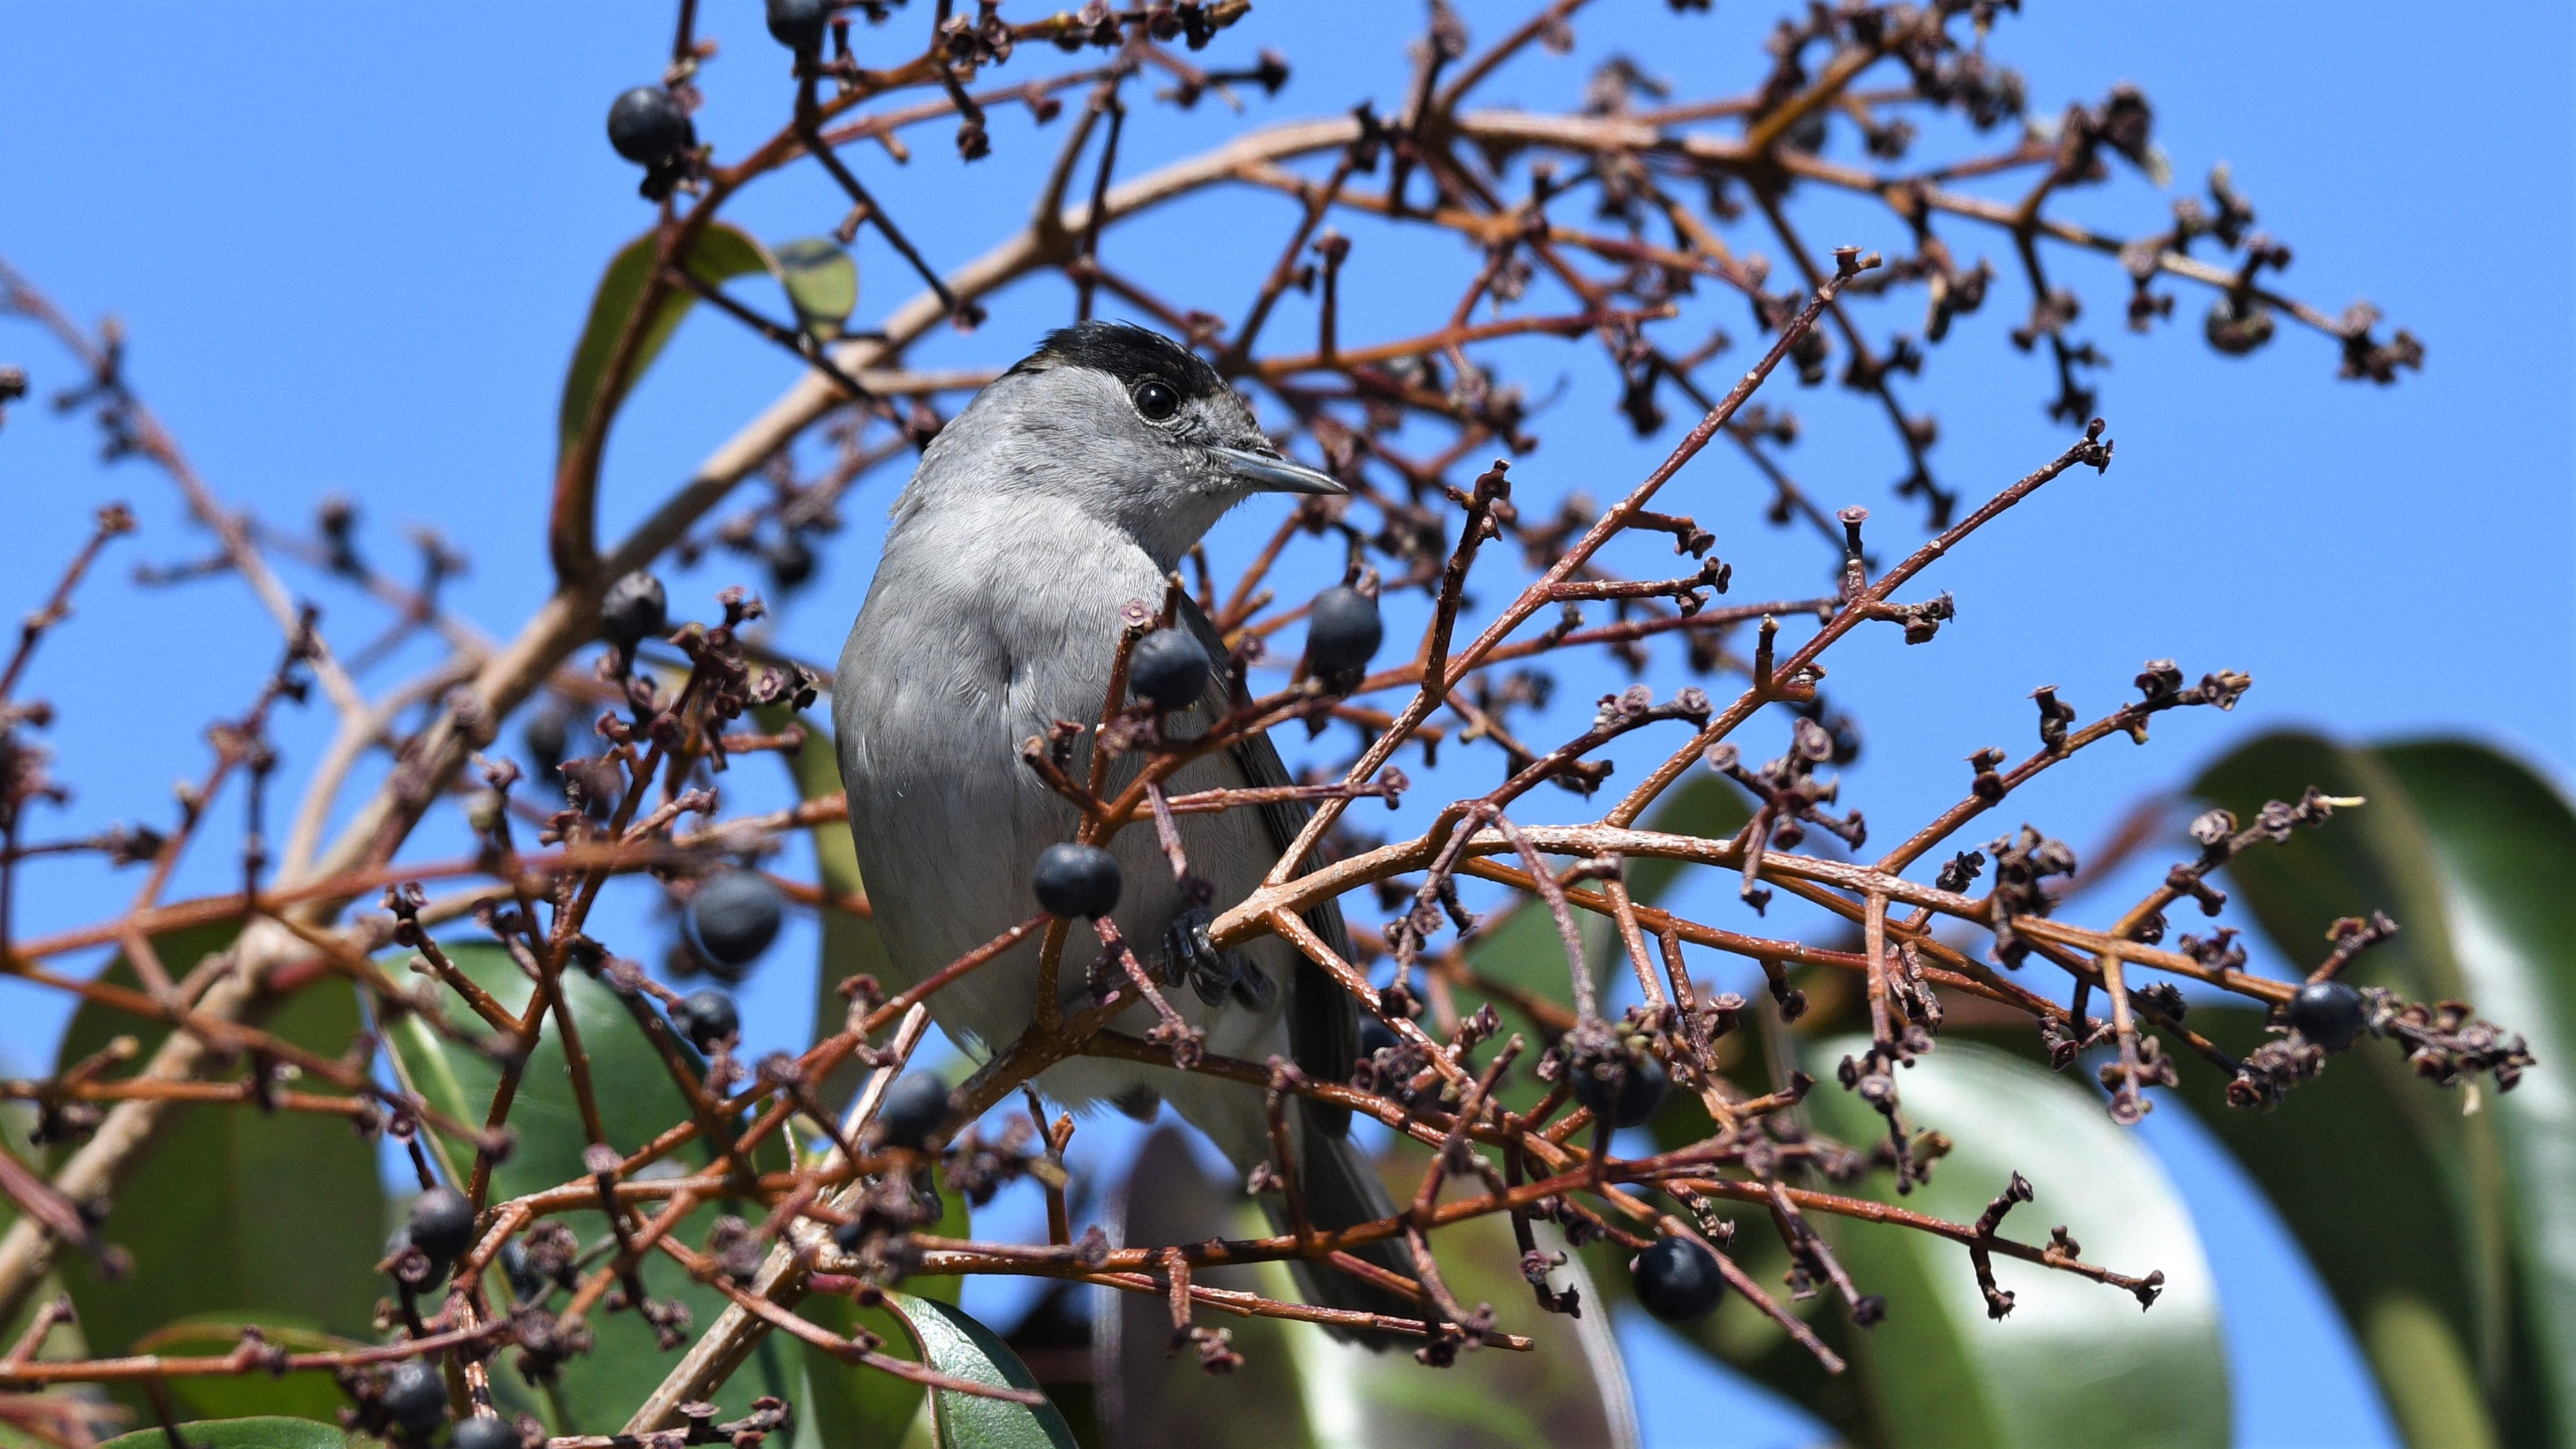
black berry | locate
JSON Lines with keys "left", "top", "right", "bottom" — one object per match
{"left": 385, "top": 1226, "right": 449, "bottom": 1289}
{"left": 382, "top": 1360, "right": 450, "bottom": 1436}
{"left": 1127, "top": 628, "right": 1212, "bottom": 712}
{"left": 1632, "top": 1235, "right": 1725, "bottom": 1322}
{"left": 688, "top": 870, "right": 784, "bottom": 971}
{"left": 498, "top": 1241, "right": 546, "bottom": 1303}
{"left": 1032, "top": 843, "right": 1122, "bottom": 919}
{"left": 1359, "top": 1018, "right": 1400, "bottom": 1058}
{"left": 523, "top": 710, "right": 568, "bottom": 780}
{"left": 765, "top": 535, "right": 815, "bottom": 590}
{"left": 407, "top": 1185, "right": 477, "bottom": 1263}
{"left": 875, "top": 1072, "right": 951, "bottom": 1152}
{"left": 672, "top": 989, "right": 739, "bottom": 1053}
{"left": 606, "top": 87, "right": 691, "bottom": 168}
{"left": 1574, "top": 1050, "right": 1668, "bottom": 1128}
{"left": 1783, "top": 107, "right": 1829, "bottom": 155}
{"left": 2287, "top": 980, "right": 2367, "bottom": 1051}
{"left": 451, "top": 1417, "right": 520, "bottom": 1449}
{"left": 600, "top": 570, "right": 667, "bottom": 648}
{"left": 767, "top": 0, "right": 834, "bottom": 52}
{"left": 1305, "top": 586, "right": 1383, "bottom": 674}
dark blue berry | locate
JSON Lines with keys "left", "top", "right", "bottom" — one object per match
{"left": 2288, "top": 980, "right": 2367, "bottom": 1051}
{"left": 875, "top": 1072, "right": 951, "bottom": 1152}
{"left": 688, "top": 869, "right": 784, "bottom": 970}
{"left": 498, "top": 1241, "right": 545, "bottom": 1303}
{"left": 672, "top": 989, "right": 739, "bottom": 1053}
{"left": 1305, "top": 586, "right": 1383, "bottom": 674}
{"left": 386, "top": 1226, "right": 449, "bottom": 1289}
{"left": 1574, "top": 1050, "right": 1668, "bottom": 1129}
{"left": 382, "top": 1359, "right": 450, "bottom": 1436}
{"left": 606, "top": 87, "right": 691, "bottom": 168}
{"left": 1632, "top": 1236, "right": 1725, "bottom": 1322}
{"left": 1359, "top": 1018, "right": 1400, "bottom": 1058}
{"left": 765, "top": 535, "right": 815, "bottom": 590}
{"left": 767, "top": 0, "right": 834, "bottom": 52}
{"left": 600, "top": 570, "right": 667, "bottom": 647}
{"left": 1783, "top": 108, "right": 1829, "bottom": 156}
{"left": 1127, "top": 628, "right": 1212, "bottom": 712}
{"left": 1032, "top": 843, "right": 1122, "bottom": 919}
{"left": 407, "top": 1185, "right": 477, "bottom": 1263}
{"left": 523, "top": 710, "right": 568, "bottom": 780}
{"left": 451, "top": 1417, "right": 519, "bottom": 1449}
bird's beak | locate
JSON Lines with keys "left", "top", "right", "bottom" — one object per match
{"left": 1210, "top": 445, "right": 1346, "bottom": 496}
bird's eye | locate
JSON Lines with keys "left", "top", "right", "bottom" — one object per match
{"left": 1132, "top": 379, "right": 1181, "bottom": 422}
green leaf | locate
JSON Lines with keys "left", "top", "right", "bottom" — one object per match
{"left": 2183, "top": 731, "right": 2574, "bottom": 1444}
{"left": 756, "top": 706, "right": 896, "bottom": 1104}
{"left": 1792, "top": 1036, "right": 2228, "bottom": 1449}
{"left": 123, "top": 1316, "right": 355, "bottom": 1425}
{"left": 797, "top": 1143, "right": 969, "bottom": 1449}
{"left": 387, "top": 943, "right": 792, "bottom": 1433}
{"left": 882, "top": 1291, "right": 1079, "bottom": 1449}
{"left": 2362, "top": 1292, "right": 2500, "bottom": 1449}
{"left": 0, "top": 1106, "right": 99, "bottom": 1449}
{"left": 2378, "top": 739, "right": 2576, "bottom": 1440}
{"left": 54, "top": 925, "right": 385, "bottom": 1423}
{"left": 96, "top": 1417, "right": 348, "bottom": 1449}
{"left": 557, "top": 222, "right": 774, "bottom": 465}
{"left": 2190, "top": 733, "right": 2511, "bottom": 1441}
{"left": 772, "top": 238, "right": 858, "bottom": 341}
{"left": 1468, "top": 771, "right": 1750, "bottom": 1010}
{"left": 1461, "top": 771, "right": 1749, "bottom": 1115}
{"left": 1096, "top": 1128, "right": 1637, "bottom": 1449}
{"left": 750, "top": 706, "right": 982, "bottom": 1445}
{"left": 1094, "top": 1128, "right": 1316, "bottom": 1448}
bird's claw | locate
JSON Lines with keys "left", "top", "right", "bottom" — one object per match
{"left": 1163, "top": 908, "right": 1273, "bottom": 1011}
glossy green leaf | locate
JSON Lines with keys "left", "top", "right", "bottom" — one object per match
{"left": 1467, "top": 772, "right": 1750, "bottom": 1010}
{"left": 1462, "top": 772, "right": 1750, "bottom": 1116}
{"left": 883, "top": 1291, "right": 1079, "bottom": 1449}
{"left": 797, "top": 1138, "right": 969, "bottom": 1449}
{"left": 2184, "top": 731, "right": 2573, "bottom": 1444}
{"left": 1094, "top": 1128, "right": 1316, "bottom": 1448}
{"left": 2169, "top": 1002, "right": 2498, "bottom": 1449}
{"left": 556, "top": 222, "right": 774, "bottom": 464}
{"left": 124, "top": 1316, "right": 355, "bottom": 1425}
{"left": 1795, "top": 1036, "right": 2227, "bottom": 1449}
{"left": 2190, "top": 732, "right": 2510, "bottom": 1442}
{"left": 2379, "top": 739, "right": 2576, "bottom": 1440}
{"left": 751, "top": 707, "right": 987, "bottom": 1445}
{"left": 96, "top": 1416, "right": 348, "bottom": 1449}
{"left": 0, "top": 1106, "right": 103, "bottom": 1445}
{"left": 2363, "top": 1291, "right": 2500, "bottom": 1449}
{"left": 1289, "top": 1146, "right": 1639, "bottom": 1449}
{"left": 773, "top": 238, "right": 858, "bottom": 341}
{"left": 54, "top": 924, "right": 384, "bottom": 1422}
{"left": 387, "top": 942, "right": 791, "bottom": 1432}
{"left": 1096, "top": 1128, "right": 1636, "bottom": 1449}
{"left": 757, "top": 705, "right": 896, "bottom": 1104}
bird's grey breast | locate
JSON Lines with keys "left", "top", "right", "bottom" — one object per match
{"left": 835, "top": 484, "right": 1279, "bottom": 1060}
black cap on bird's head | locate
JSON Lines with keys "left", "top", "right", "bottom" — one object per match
{"left": 1016, "top": 321, "right": 1230, "bottom": 405}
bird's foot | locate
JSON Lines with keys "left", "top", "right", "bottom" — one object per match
{"left": 1162, "top": 907, "right": 1273, "bottom": 1011}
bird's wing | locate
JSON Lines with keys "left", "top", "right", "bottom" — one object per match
{"left": 1175, "top": 594, "right": 1358, "bottom": 1136}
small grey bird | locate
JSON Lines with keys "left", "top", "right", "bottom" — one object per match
{"left": 835, "top": 321, "right": 1417, "bottom": 1338}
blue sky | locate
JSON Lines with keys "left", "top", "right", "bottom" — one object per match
{"left": 1, "top": 3, "right": 2569, "bottom": 1446}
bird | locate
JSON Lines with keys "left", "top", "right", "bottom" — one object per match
{"left": 833, "top": 320, "right": 1419, "bottom": 1340}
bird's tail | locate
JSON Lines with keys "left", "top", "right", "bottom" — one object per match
{"left": 1268, "top": 1114, "right": 1427, "bottom": 1350}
